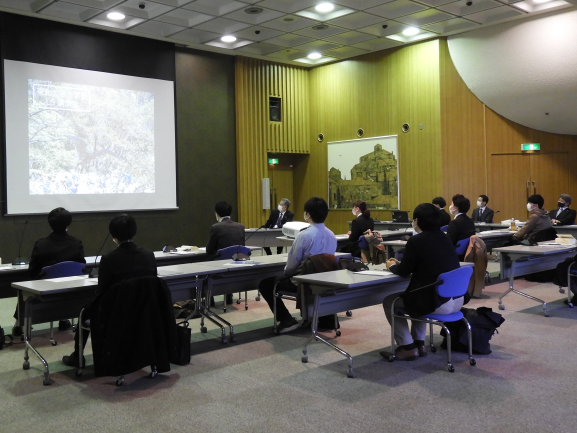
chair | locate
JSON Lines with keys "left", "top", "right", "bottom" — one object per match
{"left": 388, "top": 266, "right": 476, "bottom": 372}
{"left": 440, "top": 225, "right": 448, "bottom": 232}
{"left": 557, "top": 259, "right": 577, "bottom": 307}
{"left": 455, "top": 238, "right": 470, "bottom": 256}
{"left": 528, "top": 227, "right": 557, "bottom": 243}
{"left": 216, "top": 245, "right": 252, "bottom": 311}
{"left": 76, "top": 276, "right": 177, "bottom": 386}
{"left": 273, "top": 254, "right": 341, "bottom": 335}
{"left": 39, "top": 261, "right": 86, "bottom": 346}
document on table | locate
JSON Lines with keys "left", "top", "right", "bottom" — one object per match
{"left": 356, "top": 270, "right": 393, "bottom": 276}
{"left": 45, "top": 275, "right": 89, "bottom": 282}
{"left": 224, "top": 261, "right": 262, "bottom": 266}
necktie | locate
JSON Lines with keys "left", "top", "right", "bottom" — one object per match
{"left": 479, "top": 209, "right": 483, "bottom": 220}
{"left": 276, "top": 212, "right": 283, "bottom": 227}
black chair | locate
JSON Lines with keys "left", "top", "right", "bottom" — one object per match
{"left": 528, "top": 227, "right": 557, "bottom": 243}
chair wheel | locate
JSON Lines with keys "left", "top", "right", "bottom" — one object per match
{"left": 201, "top": 327, "right": 207, "bottom": 333}
{"left": 448, "top": 364, "right": 455, "bottom": 373}
{"left": 51, "top": 341, "right": 57, "bottom": 346}
{"left": 388, "top": 355, "right": 395, "bottom": 362}
{"left": 301, "top": 356, "right": 308, "bottom": 363}
{"left": 75, "top": 369, "right": 83, "bottom": 377}
{"left": 245, "top": 305, "right": 248, "bottom": 310}
{"left": 498, "top": 304, "right": 505, "bottom": 310}
{"left": 221, "top": 338, "right": 228, "bottom": 344}
{"left": 430, "top": 346, "right": 437, "bottom": 353}
{"left": 230, "top": 336, "right": 237, "bottom": 343}
{"left": 569, "top": 303, "right": 574, "bottom": 308}
{"left": 236, "top": 300, "right": 241, "bottom": 304}
{"left": 43, "top": 378, "right": 53, "bottom": 386}
{"left": 346, "top": 311, "right": 352, "bottom": 317}
{"left": 23, "top": 361, "right": 30, "bottom": 370}
{"left": 470, "top": 359, "right": 476, "bottom": 366}
{"left": 347, "top": 370, "right": 354, "bottom": 378}
{"left": 149, "top": 370, "right": 157, "bottom": 379}
{"left": 255, "top": 295, "right": 261, "bottom": 301}
{"left": 559, "top": 288, "right": 566, "bottom": 293}
{"left": 336, "top": 330, "right": 341, "bottom": 337}
{"left": 116, "top": 378, "right": 124, "bottom": 387}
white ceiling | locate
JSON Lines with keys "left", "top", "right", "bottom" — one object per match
{"left": 0, "top": 0, "right": 575, "bottom": 67}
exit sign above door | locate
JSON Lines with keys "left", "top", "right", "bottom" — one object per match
{"left": 521, "top": 143, "right": 540, "bottom": 151}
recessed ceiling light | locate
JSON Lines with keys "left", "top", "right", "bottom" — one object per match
{"left": 533, "top": 0, "right": 550, "bottom": 3}
{"left": 245, "top": 7, "right": 263, "bottom": 14}
{"left": 308, "top": 52, "right": 322, "bottom": 59}
{"left": 402, "top": 27, "right": 419, "bottom": 36}
{"left": 315, "top": 2, "right": 335, "bottom": 13}
{"left": 312, "top": 24, "right": 329, "bottom": 31}
{"left": 221, "top": 35, "right": 237, "bottom": 43}
{"left": 107, "top": 12, "right": 125, "bottom": 21}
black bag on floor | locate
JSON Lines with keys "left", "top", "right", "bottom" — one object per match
{"left": 440, "top": 307, "right": 505, "bottom": 354}
{"left": 171, "top": 321, "right": 191, "bottom": 366}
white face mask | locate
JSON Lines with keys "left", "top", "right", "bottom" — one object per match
{"left": 278, "top": 204, "right": 284, "bottom": 212}
{"left": 449, "top": 205, "right": 458, "bottom": 216}
{"left": 412, "top": 220, "right": 420, "bottom": 233}
{"left": 303, "top": 212, "right": 308, "bottom": 222}
{"left": 477, "top": 201, "right": 482, "bottom": 207}
{"left": 215, "top": 213, "right": 220, "bottom": 222}
{"left": 527, "top": 203, "right": 534, "bottom": 212}
{"left": 352, "top": 209, "right": 357, "bottom": 216}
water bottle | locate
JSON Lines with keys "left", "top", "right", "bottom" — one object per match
{"left": 510, "top": 217, "right": 516, "bottom": 231}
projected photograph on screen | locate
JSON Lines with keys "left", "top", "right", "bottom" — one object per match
{"left": 29, "top": 81, "right": 155, "bottom": 195}
{"left": 4, "top": 60, "right": 177, "bottom": 215}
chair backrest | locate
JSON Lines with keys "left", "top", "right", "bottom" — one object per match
{"left": 529, "top": 227, "right": 557, "bottom": 243}
{"left": 301, "top": 254, "right": 340, "bottom": 276}
{"left": 358, "top": 235, "right": 368, "bottom": 249}
{"left": 436, "top": 266, "right": 474, "bottom": 298}
{"left": 440, "top": 225, "right": 448, "bottom": 232}
{"left": 216, "top": 245, "right": 251, "bottom": 260}
{"left": 41, "top": 261, "right": 86, "bottom": 279}
{"left": 455, "top": 237, "right": 470, "bottom": 255}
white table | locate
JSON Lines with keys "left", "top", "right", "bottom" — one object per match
{"left": 552, "top": 225, "right": 577, "bottom": 240}
{"left": 493, "top": 244, "right": 577, "bottom": 316}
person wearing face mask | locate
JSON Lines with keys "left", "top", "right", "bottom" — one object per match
{"left": 471, "top": 195, "right": 494, "bottom": 223}
{"left": 512, "top": 194, "right": 553, "bottom": 242}
{"left": 547, "top": 194, "right": 576, "bottom": 226}
{"left": 258, "top": 197, "right": 337, "bottom": 334}
{"left": 206, "top": 201, "right": 245, "bottom": 259}
{"left": 381, "top": 203, "right": 461, "bottom": 361}
{"left": 342, "top": 200, "right": 374, "bottom": 257}
{"left": 62, "top": 214, "right": 157, "bottom": 367}
{"left": 446, "top": 194, "right": 476, "bottom": 257}
{"left": 262, "top": 198, "right": 294, "bottom": 255}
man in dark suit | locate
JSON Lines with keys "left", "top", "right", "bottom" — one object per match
{"left": 381, "top": 203, "right": 461, "bottom": 361}
{"left": 62, "top": 213, "right": 157, "bottom": 367}
{"left": 262, "top": 198, "right": 294, "bottom": 255}
{"left": 548, "top": 194, "right": 576, "bottom": 226}
{"left": 471, "top": 195, "right": 495, "bottom": 223}
{"left": 432, "top": 197, "right": 451, "bottom": 227}
{"left": 12, "top": 207, "right": 86, "bottom": 336}
{"left": 206, "top": 201, "right": 245, "bottom": 257}
{"left": 447, "top": 194, "right": 476, "bottom": 258}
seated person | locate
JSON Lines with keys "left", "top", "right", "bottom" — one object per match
{"left": 432, "top": 197, "right": 451, "bottom": 227}
{"left": 380, "top": 203, "right": 461, "bottom": 361}
{"left": 548, "top": 194, "right": 576, "bottom": 226}
{"left": 13, "top": 207, "right": 85, "bottom": 335}
{"left": 62, "top": 214, "right": 157, "bottom": 367}
{"left": 471, "top": 195, "right": 494, "bottom": 223}
{"left": 342, "top": 200, "right": 374, "bottom": 257}
{"left": 206, "top": 201, "right": 245, "bottom": 258}
{"left": 512, "top": 194, "right": 553, "bottom": 242}
{"left": 262, "top": 198, "right": 294, "bottom": 255}
{"left": 447, "top": 194, "right": 476, "bottom": 258}
{"left": 258, "top": 197, "right": 337, "bottom": 333}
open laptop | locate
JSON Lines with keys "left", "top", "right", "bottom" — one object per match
{"left": 392, "top": 211, "right": 410, "bottom": 223}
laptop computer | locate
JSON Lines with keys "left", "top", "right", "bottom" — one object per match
{"left": 392, "top": 211, "right": 409, "bottom": 223}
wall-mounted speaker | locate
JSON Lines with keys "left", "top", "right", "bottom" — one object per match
{"left": 357, "top": 128, "right": 364, "bottom": 137}
{"left": 401, "top": 123, "right": 410, "bottom": 132}
{"left": 269, "top": 97, "right": 281, "bottom": 122}
{"left": 318, "top": 133, "right": 324, "bottom": 142}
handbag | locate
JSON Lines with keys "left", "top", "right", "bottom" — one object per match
{"left": 171, "top": 321, "right": 191, "bottom": 366}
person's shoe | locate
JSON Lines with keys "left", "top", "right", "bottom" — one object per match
{"left": 226, "top": 294, "right": 234, "bottom": 305}
{"left": 563, "top": 297, "right": 575, "bottom": 305}
{"left": 277, "top": 318, "right": 300, "bottom": 334}
{"left": 58, "top": 320, "right": 72, "bottom": 331}
{"left": 12, "top": 326, "right": 22, "bottom": 337}
{"left": 416, "top": 345, "right": 427, "bottom": 358}
{"left": 62, "top": 354, "right": 86, "bottom": 368}
{"left": 379, "top": 347, "right": 418, "bottom": 361}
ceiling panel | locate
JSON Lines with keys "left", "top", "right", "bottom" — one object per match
{"left": 223, "top": 6, "right": 285, "bottom": 25}
{"left": 323, "top": 30, "right": 376, "bottom": 45}
{"left": 130, "top": 20, "right": 186, "bottom": 37}
{"left": 155, "top": 8, "right": 213, "bottom": 27}
{"left": 262, "top": 33, "right": 314, "bottom": 48}
{"left": 234, "top": 42, "right": 284, "bottom": 55}
{"left": 259, "top": 14, "right": 317, "bottom": 32}
{"left": 183, "top": 0, "right": 248, "bottom": 16}
{"left": 366, "top": 0, "right": 429, "bottom": 19}
{"left": 39, "top": 2, "right": 100, "bottom": 21}
{"left": 232, "top": 25, "right": 284, "bottom": 42}
{"left": 396, "top": 9, "right": 456, "bottom": 26}
{"left": 255, "top": 0, "right": 318, "bottom": 13}
{"left": 328, "top": 11, "right": 385, "bottom": 30}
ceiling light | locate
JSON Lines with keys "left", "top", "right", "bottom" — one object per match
{"left": 107, "top": 12, "right": 125, "bottom": 21}
{"left": 221, "top": 35, "right": 237, "bottom": 43}
{"left": 315, "top": 2, "right": 335, "bottom": 13}
{"left": 402, "top": 27, "right": 419, "bottom": 36}
{"left": 533, "top": 0, "right": 551, "bottom": 3}
{"left": 308, "top": 52, "right": 322, "bottom": 59}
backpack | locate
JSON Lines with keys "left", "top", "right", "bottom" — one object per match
{"left": 440, "top": 307, "right": 505, "bottom": 354}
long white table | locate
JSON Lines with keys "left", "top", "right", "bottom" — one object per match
{"left": 493, "top": 244, "right": 577, "bottom": 316}
{"left": 293, "top": 263, "right": 474, "bottom": 378}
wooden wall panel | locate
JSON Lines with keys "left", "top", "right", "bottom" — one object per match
{"left": 235, "top": 57, "right": 309, "bottom": 227}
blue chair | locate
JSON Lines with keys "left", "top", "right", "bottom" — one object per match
{"left": 440, "top": 225, "right": 448, "bottom": 232}
{"left": 216, "top": 245, "right": 252, "bottom": 311}
{"left": 558, "top": 260, "right": 577, "bottom": 307}
{"left": 388, "top": 266, "right": 476, "bottom": 372}
{"left": 455, "top": 238, "right": 470, "bottom": 257}
{"left": 40, "top": 261, "right": 86, "bottom": 346}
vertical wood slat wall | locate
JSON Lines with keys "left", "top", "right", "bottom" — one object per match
{"left": 235, "top": 57, "right": 309, "bottom": 228}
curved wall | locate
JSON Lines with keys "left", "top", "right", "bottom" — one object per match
{"left": 448, "top": 8, "right": 577, "bottom": 135}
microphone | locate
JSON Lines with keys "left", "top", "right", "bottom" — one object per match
{"left": 12, "top": 221, "right": 29, "bottom": 265}
{"left": 233, "top": 226, "right": 263, "bottom": 261}
{"left": 89, "top": 232, "right": 110, "bottom": 278}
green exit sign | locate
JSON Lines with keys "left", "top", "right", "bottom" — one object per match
{"left": 521, "top": 143, "right": 540, "bottom": 151}
{"left": 268, "top": 158, "right": 279, "bottom": 165}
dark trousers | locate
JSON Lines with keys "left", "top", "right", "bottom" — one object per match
{"left": 263, "top": 247, "right": 284, "bottom": 255}
{"left": 72, "top": 309, "right": 91, "bottom": 356}
{"left": 258, "top": 276, "right": 295, "bottom": 323}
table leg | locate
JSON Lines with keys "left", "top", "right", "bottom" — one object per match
{"left": 201, "top": 279, "right": 235, "bottom": 343}
{"left": 22, "top": 298, "right": 53, "bottom": 385}
{"left": 498, "top": 259, "right": 549, "bottom": 316}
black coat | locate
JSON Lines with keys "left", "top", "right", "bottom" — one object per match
{"left": 90, "top": 276, "right": 177, "bottom": 377}
{"left": 206, "top": 218, "right": 245, "bottom": 256}
{"left": 344, "top": 215, "right": 375, "bottom": 257}
{"left": 263, "top": 209, "right": 294, "bottom": 229}
{"left": 447, "top": 214, "right": 476, "bottom": 246}
{"left": 472, "top": 207, "right": 494, "bottom": 223}
{"left": 389, "top": 230, "right": 461, "bottom": 316}
{"left": 548, "top": 208, "right": 576, "bottom": 226}
{"left": 438, "top": 209, "right": 451, "bottom": 227}
{"left": 28, "top": 232, "right": 85, "bottom": 278}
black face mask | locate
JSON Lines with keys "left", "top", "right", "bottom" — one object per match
{"left": 558, "top": 202, "right": 566, "bottom": 208}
